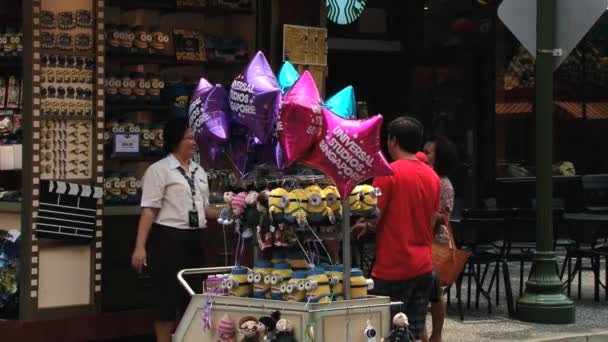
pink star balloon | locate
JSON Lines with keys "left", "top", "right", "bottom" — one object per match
{"left": 299, "top": 110, "right": 394, "bottom": 196}
{"left": 277, "top": 71, "right": 325, "bottom": 165}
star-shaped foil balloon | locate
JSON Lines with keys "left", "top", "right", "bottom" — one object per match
{"left": 229, "top": 51, "right": 281, "bottom": 143}
{"left": 299, "top": 110, "right": 394, "bottom": 196}
{"left": 277, "top": 71, "right": 326, "bottom": 166}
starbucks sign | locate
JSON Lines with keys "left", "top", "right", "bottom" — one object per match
{"left": 327, "top": 0, "right": 367, "bottom": 25}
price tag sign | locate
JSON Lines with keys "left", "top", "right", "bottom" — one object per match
{"left": 112, "top": 132, "right": 140, "bottom": 157}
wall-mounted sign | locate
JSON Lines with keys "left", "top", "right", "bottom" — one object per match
{"left": 326, "top": 0, "right": 367, "bottom": 25}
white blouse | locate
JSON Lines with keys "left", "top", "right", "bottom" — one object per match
{"left": 140, "top": 154, "right": 210, "bottom": 229}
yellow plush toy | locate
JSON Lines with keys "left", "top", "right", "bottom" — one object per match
{"left": 284, "top": 270, "right": 308, "bottom": 302}
{"left": 284, "top": 189, "right": 309, "bottom": 230}
{"left": 305, "top": 185, "right": 335, "bottom": 228}
{"left": 268, "top": 188, "right": 289, "bottom": 246}
{"left": 248, "top": 260, "right": 273, "bottom": 299}
{"left": 302, "top": 268, "right": 331, "bottom": 304}
{"left": 267, "top": 263, "right": 292, "bottom": 301}
{"left": 355, "top": 184, "right": 382, "bottom": 218}
{"left": 323, "top": 186, "right": 342, "bottom": 223}
{"left": 221, "top": 266, "right": 252, "bottom": 297}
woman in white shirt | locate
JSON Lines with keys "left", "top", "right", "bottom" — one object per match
{"left": 131, "top": 117, "right": 218, "bottom": 342}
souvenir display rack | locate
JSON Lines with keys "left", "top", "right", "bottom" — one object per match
{"left": 18, "top": 0, "right": 106, "bottom": 319}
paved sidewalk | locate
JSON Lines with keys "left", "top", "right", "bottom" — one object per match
{"left": 433, "top": 260, "right": 608, "bottom": 341}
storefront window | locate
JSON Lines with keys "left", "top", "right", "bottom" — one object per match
{"left": 495, "top": 11, "right": 608, "bottom": 177}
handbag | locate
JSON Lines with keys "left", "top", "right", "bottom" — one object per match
{"left": 432, "top": 215, "right": 470, "bottom": 287}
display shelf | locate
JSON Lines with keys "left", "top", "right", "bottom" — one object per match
{"left": 106, "top": 104, "right": 171, "bottom": 113}
{"left": 107, "top": 53, "right": 246, "bottom": 69}
{"left": 106, "top": 0, "right": 254, "bottom": 16}
{"left": 40, "top": 49, "right": 96, "bottom": 58}
{"left": 0, "top": 57, "right": 23, "bottom": 70}
{"left": 0, "top": 201, "right": 21, "bottom": 213}
{"left": 40, "top": 114, "right": 94, "bottom": 121}
{"left": 107, "top": 155, "right": 163, "bottom": 162}
{"left": 103, "top": 205, "right": 140, "bottom": 216}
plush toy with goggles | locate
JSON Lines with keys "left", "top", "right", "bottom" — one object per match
{"left": 267, "top": 263, "right": 292, "bottom": 301}
{"left": 302, "top": 268, "right": 331, "bottom": 304}
{"left": 248, "top": 260, "right": 273, "bottom": 299}
{"left": 221, "top": 266, "right": 252, "bottom": 297}
{"left": 238, "top": 316, "right": 259, "bottom": 342}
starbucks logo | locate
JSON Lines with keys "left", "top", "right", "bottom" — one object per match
{"left": 327, "top": 0, "right": 367, "bottom": 25}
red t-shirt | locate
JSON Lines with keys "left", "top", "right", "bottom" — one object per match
{"left": 371, "top": 159, "right": 441, "bottom": 281}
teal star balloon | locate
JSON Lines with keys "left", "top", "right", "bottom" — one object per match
{"left": 324, "top": 85, "right": 357, "bottom": 119}
{"left": 278, "top": 61, "right": 300, "bottom": 94}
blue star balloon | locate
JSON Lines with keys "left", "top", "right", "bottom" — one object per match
{"left": 278, "top": 61, "right": 300, "bottom": 94}
{"left": 324, "top": 85, "right": 357, "bottom": 119}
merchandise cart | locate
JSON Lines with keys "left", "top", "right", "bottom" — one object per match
{"left": 173, "top": 267, "right": 400, "bottom": 342}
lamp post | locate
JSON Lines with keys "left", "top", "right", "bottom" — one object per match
{"left": 516, "top": 0, "right": 575, "bottom": 324}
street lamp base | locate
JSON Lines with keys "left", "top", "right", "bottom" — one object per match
{"left": 516, "top": 251, "right": 575, "bottom": 324}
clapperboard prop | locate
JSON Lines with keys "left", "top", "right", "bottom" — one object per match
{"left": 36, "top": 180, "right": 103, "bottom": 242}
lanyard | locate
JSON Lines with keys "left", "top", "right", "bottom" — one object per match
{"left": 177, "top": 166, "right": 198, "bottom": 210}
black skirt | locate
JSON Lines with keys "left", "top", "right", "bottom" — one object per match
{"left": 148, "top": 223, "right": 204, "bottom": 321}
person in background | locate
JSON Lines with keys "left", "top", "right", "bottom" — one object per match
{"left": 131, "top": 117, "right": 218, "bottom": 342}
{"left": 353, "top": 116, "right": 441, "bottom": 342}
{"left": 423, "top": 135, "right": 459, "bottom": 342}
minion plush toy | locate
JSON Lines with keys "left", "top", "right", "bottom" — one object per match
{"left": 4, "top": 27, "right": 16, "bottom": 58}
{"left": 248, "top": 260, "right": 273, "bottom": 299}
{"left": 268, "top": 188, "right": 288, "bottom": 247}
{"left": 104, "top": 172, "right": 122, "bottom": 204}
{"left": 150, "top": 123, "right": 164, "bottom": 156}
{"left": 147, "top": 73, "right": 164, "bottom": 105}
{"left": 323, "top": 186, "right": 342, "bottom": 224}
{"left": 133, "top": 26, "right": 149, "bottom": 55}
{"left": 221, "top": 266, "right": 252, "bottom": 297}
{"left": 133, "top": 72, "right": 148, "bottom": 103}
{"left": 284, "top": 270, "right": 307, "bottom": 302}
{"left": 117, "top": 24, "right": 132, "bottom": 55}
{"left": 121, "top": 120, "right": 140, "bottom": 136}
{"left": 353, "top": 184, "right": 381, "bottom": 219}
{"left": 268, "top": 188, "right": 288, "bottom": 224}
{"left": 149, "top": 26, "right": 169, "bottom": 55}
{"left": 106, "top": 23, "right": 120, "bottom": 54}
{"left": 118, "top": 72, "right": 135, "bottom": 103}
{"left": 284, "top": 189, "right": 309, "bottom": 232}
{"left": 104, "top": 119, "right": 120, "bottom": 147}
{"left": 302, "top": 268, "right": 331, "bottom": 304}
{"left": 267, "top": 263, "right": 292, "bottom": 300}
{"left": 286, "top": 248, "right": 310, "bottom": 271}
{"left": 328, "top": 264, "right": 345, "bottom": 301}
{"left": 139, "top": 124, "right": 151, "bottom": 155}
{"left": 169, "top": 82, "right": 190, "bottom": 118}
{"left": 305, "top": 185, "right": 335, "bottom": 232}
{"left": 121, "top": 172, "right": 140, "bottom": 204}
{"left": 105, "top": 73, "right": 120, "bottom": 103}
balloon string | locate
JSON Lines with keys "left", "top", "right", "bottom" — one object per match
{"left": 295, "top": 237, "right": 314, "bottom": 268}
{"left": 305, "top": 223, "right": 334, "bottom": 265}
{"left": 222, "top": 224, "right": 228, "bottom": 267}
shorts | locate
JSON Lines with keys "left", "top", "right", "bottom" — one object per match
{"left": 149, "top": 224, "right": 204, "bottom": 321}
{"left": 429, "top": 270, "right": 442, "bottom": 303}
{"left": 372, "top": 272, "right": 434, "bottom": 341}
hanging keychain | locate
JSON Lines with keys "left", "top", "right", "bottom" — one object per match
{"left": 364, "top": 306, "right": 377, "bottom": 342}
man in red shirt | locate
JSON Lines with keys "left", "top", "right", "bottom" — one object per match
{"left": 354, "top": 116, "right": 440, "bottom": 342}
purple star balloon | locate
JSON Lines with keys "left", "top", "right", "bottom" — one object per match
{"left": 229, "top": 51, "right": 281, "bottom": 143}
{"left": 189, "top": 78, "right": 231, "bottom": 166}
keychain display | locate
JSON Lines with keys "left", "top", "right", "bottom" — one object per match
{"left": 41, "top": 54, "right": 94, "bottom": 117}
{"left": 40, "top": 119, "right": 92, "bottom": 180}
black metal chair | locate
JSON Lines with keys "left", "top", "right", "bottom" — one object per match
{"left": 452, "top": 209, "right": 515, "bottom": 319}
{"left": 562, "top": 174, "right": 608, "bottom": 301}
{"left": 507, "top": 208, "right": 565, "bottom": 297}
